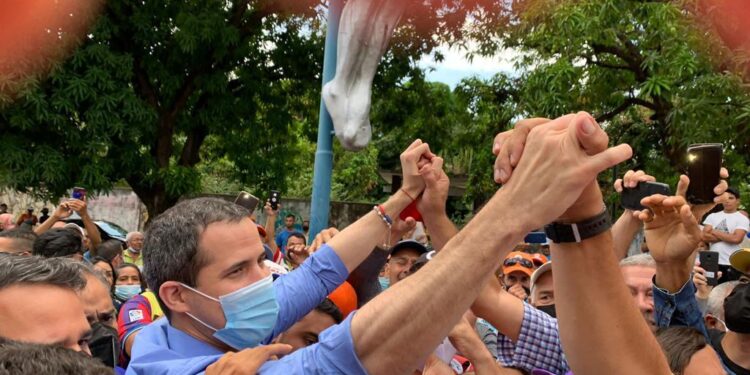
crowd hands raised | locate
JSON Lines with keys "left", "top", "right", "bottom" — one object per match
{"left": 0, "top": 112, "right": 749, "bottom": 375}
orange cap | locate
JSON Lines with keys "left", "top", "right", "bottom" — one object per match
{"left": 502, "top": 251, "right": 534, "bottom": 277}
{"left": 531, "top": 253, "right": 549, "bottom": 267}
{"left": 328, "top": 281, "right": 358, "bottom": 318}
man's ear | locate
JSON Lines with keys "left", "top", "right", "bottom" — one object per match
{"left": 159, "top": 281, "right": 191, "bottom": 314}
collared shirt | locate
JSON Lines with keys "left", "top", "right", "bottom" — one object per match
{"left": 653, "top": 277, "right": 740, "bottom": 375}
{"left": 496, "top": 302, "right": 569, "bottom": 374}
{"left": 122, "top": 249, "right": 144, "bottom": 269}
{"left": 126, "top": 244, "right": 365, "bottom": 375}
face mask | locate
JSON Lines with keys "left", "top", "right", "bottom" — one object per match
{"left": 182, "top": 274, "right": 279, "bottom": 350}
{"left": 536, "top": 304, "right": 557, "bottom": 318}
{"left": 128, "top": 247, "right": 140, "bottom": 254}
{"left": 89, "top": 322, "right": 119, "bottom": 368}
{"left": 378, "top": 276, "right": 390, "bottom": 291}
{"left": 302, "top": 225, "right": 309, "bottom": 231}
{"left": 115, "top": 284, "right": 142, "bottom": 301}
{"left": 724, "top": 282, "right": 750, "bottom": 334}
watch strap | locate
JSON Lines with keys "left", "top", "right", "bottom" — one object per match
{"left": 544, "top": 209, "right": 612, "bottom": 243}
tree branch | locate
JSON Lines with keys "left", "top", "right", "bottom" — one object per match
{"left": 596, "top": 97, "right": 656, "bottom": 122}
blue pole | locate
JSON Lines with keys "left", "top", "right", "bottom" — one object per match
{"left": 309, "top": 0, "right": 342, "bottom": 243}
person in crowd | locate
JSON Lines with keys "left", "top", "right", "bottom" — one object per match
{"left": 0, "top": 339, "right": 112, "bottom": 375}
{"left": 703, "top": 187, "right": 749, "bottom": 283}
{"left": 530, "top": 253, "right": 548, "bottom": 269}
{"left": 122, "top": 232, "right": 144, "bottom": 269}
{"left": 0, "top": 255, "right": 92, "bottom": 354}
{"left": 39, "top": 207, "right": 50, "bottom": 224}
{"left": 260, "top": 201, "right": 281, "bottom": 262}
{"left": 529, "top": 261, "right": 554, "bottom": 317}
{"left": 501, "top": 251, "right": 534, "bottom": 301}
{"left": 273, "top": 299, "right": 343, "bottom": 354}
{"left": 127, "top": 114, "right": 661, "bottom": 374}
{"left": 0, "top": 212, "right": 15, "bottom": 231}
{"left": 379, "top": 239, "right": 428, "bottom": 290}
{"left": 92, "top": 256, "right": 115, "bottom": 287}
{"left": 281, "top": 232, "right": 309, "bottom": 270}
{"left": 16, "top": 207, "right": 38, "bottom": 226}
{"left": 34, "top": 199, "right": 102, "bottom": 255}
{"left": 116, "top": 263, "right": 163, "bottom": 364}
{"left": 275, "top": 213, "right": 300, "bottom": 254}
{"left": 114, "top": 263, "right": 146, "bottom": 304}
{"left": 33, "top": 228, "right": 85, "bottom": 260}
{"left": 302, "top": 219, "right": 310, "bottom": 239}
{"left": 0, "top": 227, "right": 36, "bottom": 255}
{"left": 655, "top": 326, "right": 725, "bottom": 375}
{"left": 704, "top": 281, "right": 741, "bottom": 332}
{"left": 96, "top": 239, "right": 125, "bottom": 268}
{"left": 0, "top": 203, "right": 7, "bottom": 214}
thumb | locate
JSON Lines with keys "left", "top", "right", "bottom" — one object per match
{"left": 571, "top": 112, "right": 609, "bottom": 155}
{"left": 585, "top": 143, "right": 633, "bottom": 176}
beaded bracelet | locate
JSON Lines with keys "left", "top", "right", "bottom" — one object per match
{"left": 373, "top": 205, "right": 393, "bottom": 248}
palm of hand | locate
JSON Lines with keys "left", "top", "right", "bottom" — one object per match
{"left": 645, "top": 213, "right": 699, "bottom": 263}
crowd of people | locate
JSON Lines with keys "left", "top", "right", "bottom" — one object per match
{"left": 0, "top": 112, "right": 749, "bottom": 374}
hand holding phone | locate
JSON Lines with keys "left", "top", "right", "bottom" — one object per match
{"left": 698, "top": 250, "right": 720, "bottom": 286}
{"left": 686, "top": 143, "right": 722, "bottom": 204}
{"left": 72, "top": 187, "right": 87, "bottom": 201}
{"left": 620, "top": 182, "right": 671, "bottom": 211}
{"left": 269, "top": 190, "right": 281, "bottom": 211}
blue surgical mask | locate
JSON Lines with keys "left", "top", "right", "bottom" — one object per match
{"left": 115, "top": 285, "right": 142, "bottom": 301}
{"left": 182, "top": 274, "right": 279, "bottom": 350}
{"left": 378, "top": 276, "right": 390, "bottom": 290}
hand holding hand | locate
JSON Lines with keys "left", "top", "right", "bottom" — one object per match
{"left": 399, "top": 139, "right": 435, "bottom": 200}
{"left": 416, "top": 156, "right": 450, "bottom": 216}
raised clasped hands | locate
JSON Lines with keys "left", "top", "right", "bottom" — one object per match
{"left": 492, "top": 112, "right": 632, "bottom": 229}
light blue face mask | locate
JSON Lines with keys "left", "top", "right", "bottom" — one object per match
{"left": 182, "top": 274, "right": 279, "bottom": 350}
{"left": 378, "top": 276, "right": 390, "bottom": 291}
{"left": 115, "top": 285, "right": 141, "bottom": 301}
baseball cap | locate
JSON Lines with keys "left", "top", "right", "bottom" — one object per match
{"left": 328, "top": 281, "right": 358, "bottom": 318}
{"left": 530, "top": 262, "right": 552, "bottom": 289}
{"left": 730, "top": 248, "right": 750, "bottom": 274}
{"left": 531, "top": 253, "right": 548, "bottom": 268}
{"left": 409, "top": 250, "right": 437, "bottom": 274}
{"left": 503, "top": 251, "right": 534, "bottom": 277}
{"left": 390, "top": 240, "right": 428, "bottom": 257}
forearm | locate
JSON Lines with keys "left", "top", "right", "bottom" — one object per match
{"left": 713, "top": 230, "right": 744, "bottom": 244}
{"left": 81, "top": 212, "right": 101, "bottom": 252}
{"left": 265, "top": 215, "right": 279, "bottom": 253}
{"left": 611, "top": 211, "right": 641, "bottom": 259}
{"left": 655, "top": 259, "right": 693, "bottom": 293}
{"left": 328, "top": 190, "right": 413, "bottom": 272}
{"left": 353, "top": 191, "right": 526, "bottom": 374}
{"left": 471, "top": 279, "right": 524, "bottom": 342}
{"left": 552, "top": 232, "right": 670, "bottom": 375}
{"left": 34, "top": 214, "right": 59, "bottom": 234}
{"left": 422, "top": 211, "right": 458, "bottom": 252}
{"left": 454, "top": 337, "right": 499, "bottom": 375}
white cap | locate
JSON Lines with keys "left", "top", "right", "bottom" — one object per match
{"left": 530, "top": 262, "right": 552, "bottom": 289}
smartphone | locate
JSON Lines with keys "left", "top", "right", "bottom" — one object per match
{"left": 686, "top": 143, "right": 723, "bottom": 204}
{"left": 621, "top": 182, "right": 671, "bottom": 211}
{"left": 269, "top": 190, "right": 281, "bottom": 211}
{"left": 234, "top": 191, "right": 260, "bottom": 213}
{"left": 699, "top": 250, "right": 720, "bottom": 286}
{"left": 524, "top": 232, "right": 547, "bottom": 244}
{"left": 72, "top": 187, "right": 87, "bottom": 201}
{"left": 399, "top": 201, "right": 423, "bottom": 222}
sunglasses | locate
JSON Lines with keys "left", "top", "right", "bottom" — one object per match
{"left": 503, "top": 257, "right": 533, "bottom": 269}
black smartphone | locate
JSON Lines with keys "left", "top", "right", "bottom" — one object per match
{"left": 699, "top": 250, "right": 720, "bottom": 286}
{"left": 621, "top": 182, "right": 671, "bottom": 211}
{"left": 686, "top": 143, "right": 722, "bottom": 204}
{"left": 234, "top": 191, "right": 260, "bottom": 213}
{"left": 72, "top": 187, "right": 87, "bottom": 201}
{"left": 269, "top": 190, "right": 280, "bottom": 211}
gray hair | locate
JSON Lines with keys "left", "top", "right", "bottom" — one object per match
{"left": 126, "top": 231, "right": 143, "bottom": 242}
{"left": 705, "top": 281, "right": 740, "bottom": 320}
{"left": 0, "top": 254, "right": 86, "bottom": 291}
{"left": 619, "top": 253, "right": 656, "bottom": 268}
{"left": 0, "top": 228, "right": 38, "bottom": 254}
{"left": 142, "top": 198, "right": 249, "bottom": 317}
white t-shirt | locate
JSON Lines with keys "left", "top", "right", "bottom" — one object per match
{"left": 703, "top": 211, "right": 750, "bottom": 265}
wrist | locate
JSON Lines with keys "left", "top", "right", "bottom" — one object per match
{"left": 382, "top": 190, "right": 413, "bottom": 217}
{"left": 654, "top": 262, "right": 692, "bottom": 293}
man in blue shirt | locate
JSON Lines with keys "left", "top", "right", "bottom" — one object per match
{"left": 127, "top": 117, "right": 638, "bottom": 375}
{"left": 275, "top": 214, "right": 300, "bottom": 254}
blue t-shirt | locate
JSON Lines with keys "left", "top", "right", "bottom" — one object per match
{"left": 126, "top": 244, "right": 366, "bottom": 375}
{"left": 275, "top": 229, "right": 302, "bottom": 253}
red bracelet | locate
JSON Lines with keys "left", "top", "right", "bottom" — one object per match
{"left": 400, "top": 188, "right": 416, "bottom": 202}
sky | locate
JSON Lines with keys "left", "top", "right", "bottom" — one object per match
{"left": 419, "top": 44, "right": 521, "bottom": 88}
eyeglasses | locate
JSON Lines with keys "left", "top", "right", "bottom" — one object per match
{"left": 503, "top": 257, "right": 533, "bottom": 269}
